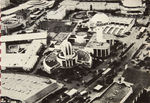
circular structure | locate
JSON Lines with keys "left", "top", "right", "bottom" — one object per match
{"left": 1, "top": 73, "right": 62, "bottom": 103}
{"left": 57, "top": 41, "right": 77, "bottom": 68}
{"left": 121, "top": 0, "right": 143, "bottom": 8}
{"left": 27, "top": 0, "right": 52, "bottom": 8}
{"left": 93, "top": 43, "right": 110, "bottom": 58}
{"left": 28, "top": 0, "right": 47, "bottom": 5}
{"left": 75, "top": 32, "right": 87, "bottom": 44}
{"left": 43, "top": 53, "right": 60, "bottom": 74}
{"left": 72, "top": 11, "right": 88, "bottom": 20}
{"left": 120, "top": 0, "right": 146, "bottom": 15}
{"left": 86, "top": 33, "right": 111, "bottom": 58}
{"left": 2, "top": 18, "right": 22, "bottom": 29}
{"left": 89, "top": 13, "right": 109, "bottom": 28}
{"left": 71, "top": 11, "right": 97, "bottom": 21}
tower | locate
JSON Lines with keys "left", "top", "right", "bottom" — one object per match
{"left": 57, "top": 41, "right": 77, "bottom": 68}
{"left": 95, "top": 27, "right": 106, "bottom": 43}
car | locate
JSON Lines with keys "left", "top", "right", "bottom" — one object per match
{"left": 17, "top": 30, "right": 26, "bottom": 34}
{"left": 26, "top": 29, "right": 33, "bottom": 33}
{"left": 80, "top": 90, "right": 88, "bottom": 96}
{"left": 125, "top": 32, "right": 131, "bottom": 35}
{"left": 146, "top": 37, "right": 150, "bottom": 43}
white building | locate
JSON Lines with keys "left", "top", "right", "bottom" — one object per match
{"left": 85, "top": 13, "right": 113, "bottom": 58}
{"left": 1, "top": 0, "right": 10, "bottom": 9}
{"left": 1, "top": 40, "right": 43, "bottom": 71}
{"left": 56, "top": 41, "right": 78, "bottom": 68}
{"left": 85, "top": 34, "right": 111, "bottom": 58}
{"left": 1, "top": 73, "right": 63, "bottom": 103}
{"left": 120, "top": 0, "right": 146, "bottom": 15}
{"left": 88, "top": 13, "right": 109, "bottom": 30}
{"left": 1, "top": 32, "right": 48, "bottom": 71}
{"left": 76, "top": 2, "right": 120, "bottom": 10}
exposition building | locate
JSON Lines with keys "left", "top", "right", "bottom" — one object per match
{"left": 120, "top": 0, "right": 146, "bottom": 15}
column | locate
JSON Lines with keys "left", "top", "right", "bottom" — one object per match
{"left": 100, "top": 49, "right": 102, "bottom": 57}
{"left": 108, "top": 48, "right": 110, "bottom": 55}
{"left": 106, "top": 49, "right": 108, "bottom": 56}
{"left": 96, "top": 49, "right": 98, "bottom": 57}
{"left": 112, "top": 40, "right": 114, "bottom": 45}
{"left": 71, "top": 60, "right": 73, "bottom": 67}
{"left": 65, "top": 61, "right": 67, "bottom": 67}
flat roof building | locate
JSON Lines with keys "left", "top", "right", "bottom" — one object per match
{"left": 1, "top": 32, "right": 48, "bottom": 71}
{"left": 92, "top": 82, "right": 133, "bottom": 103}
{"left": 1, "top": 0, "right": 54, "bottom": 16}
{"left": 1, "top": 40, "right": 43, "bottom": 71}
{"left": 1, "top": 73, "right": 63, "bottom": 103}
{"left": 1, "top": 0, "right": 10, "bottom": 9}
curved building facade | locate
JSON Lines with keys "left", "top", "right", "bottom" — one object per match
{"left": 93, "top": 43, "right": 110, "bottom": 58}
{"left": 86, "top": 13, "right": 111, "bottom": 58}
{"left": 88, "top": 13, "right": 109, "bottom": 31}
{"left": 75, "top": 32, "right": 87, "bottom": 44}
{"left": 2, "top": 18, "right": 23, "bottom": 34}
{"left": 56, "top": 41, "right": 77, "bottom": 68}
{"left": 120, "top": 0, "right": 146, "bottom": 15}
{"left": 43, "top": 53, "right": 60, "bottom": 74}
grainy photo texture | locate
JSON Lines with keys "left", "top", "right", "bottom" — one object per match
{"left": 1, "top": 0, "right": 150, "bottom": 103}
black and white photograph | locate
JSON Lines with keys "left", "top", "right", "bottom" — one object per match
{"left": 1, "top": 0, "right": 150, "bottom": 103}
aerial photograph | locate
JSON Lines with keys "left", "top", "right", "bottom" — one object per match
{"left": 1, "top": 0, "right": 150, "bottom": 103}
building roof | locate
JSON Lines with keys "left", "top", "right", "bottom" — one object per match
{"left": 77, "top": 50, "right": 90, "bottom": 61}
{"left": 27, "top": 0, "right": 55, "bottom": 9}
{"left": 92, "top": 82, "right": 132, "bottom": 103}
{"left": 2, "top": 18, "right": 22, "bottom": 29}
{"left": 86, "top": 34, "right": 110, "bottom": 49}
{"left": 1, "top": 40, "right": 43, "bottom": 71}
{"left": 53, "top": 32, "right": 70, "bottom": 45}
{"left": 1, "top": 14, "right": 16, "bottom": 21}
{"left": 40, "top": 21, "right": 76, "bottom": 33}
{"left": 45, "top": 52, "right": 60, "bottom": 67}
{"left": 90, "top": 13, "right": 109, "bottom": 24}
{"left": 124, "top": 84, "right": 143, "bottom": 103}
{"left": 1, "top": 0, "right": 54, "bottom": 15}
{"left": 94, "top": 85, "right": 103, "bottom": 91}
{"left": 65, "top": 88, "right": 78, "bottom": 97}
{"left": 61, "top": 41, "right": 73, "bottom": 56}
{"left": 109, "top": 16, "right": 135, "bottom": 25}
{"left": 1, "top": 0, "right": 10, "bottom": 9}
{"left": 76, "top": 2, "right": 120, "bottom": 10}
{"left": 77, "top": 0, "right": 120, "bottom": 2}
{"left": 46, "top": 5, "right": 67, "bottom": 20}
{"left": 2, "top": 3, "right": 32, "bottom": 15}
{"left": 1, "top": 73, "right": 63, "bottom": 102}
{"left": 0, "top": 31, "right": 47, "bottom": 43}
{"left": 121, "top": 0, "right": 143, "bottom": 7}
